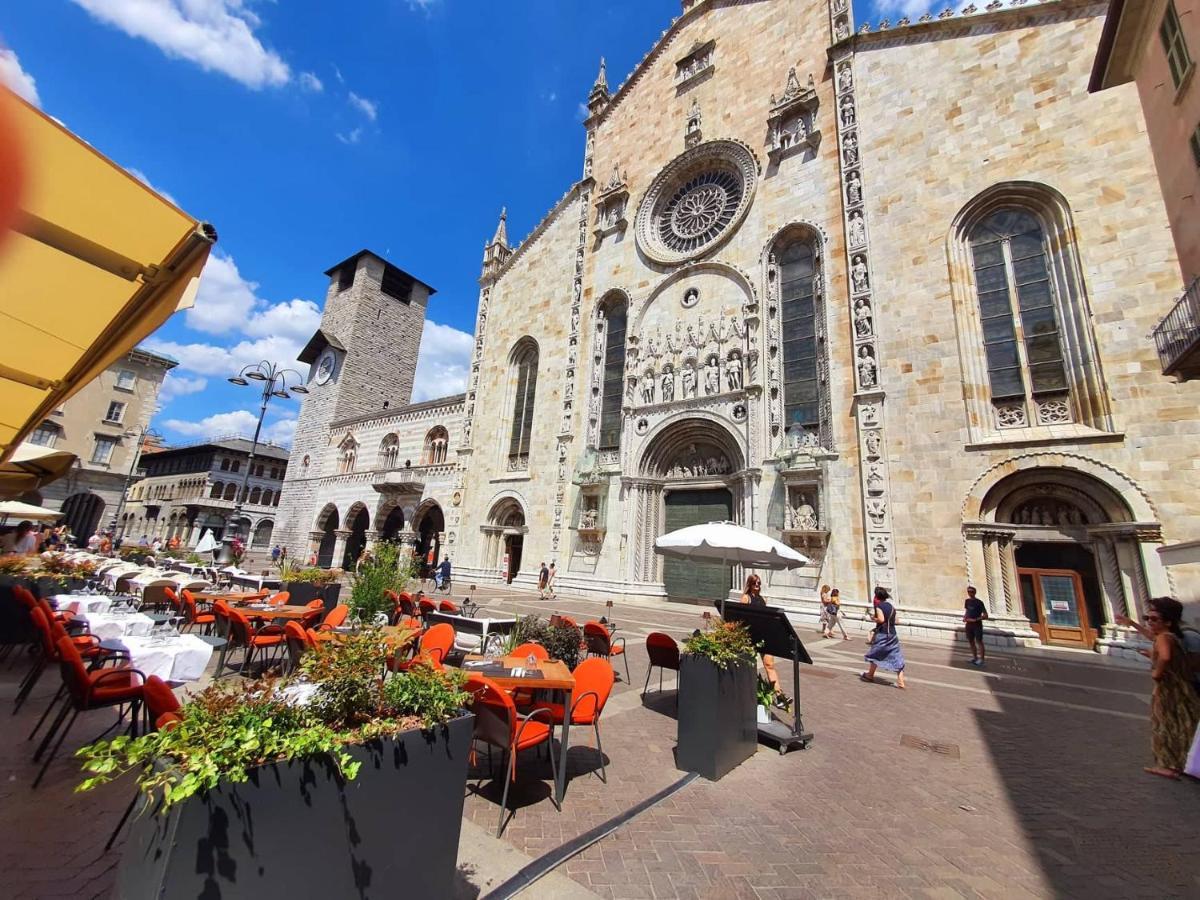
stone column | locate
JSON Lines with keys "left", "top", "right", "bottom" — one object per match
{"left": 364, "top": 530, "right": 380, "bottom": 552}
{"left": 1093, "top": 535, "right": 1129, "bottom": 637}
{"left": 188, "top": 522, "right": 203, "bottom": 547}
{"left": 308, "top": 530, "right": 324, "bottom": 563}
{"left": 1114, "top": 536, "right": 1149, "bottom": 618}
{"left": 332, "top": 529, "right": 351, "bottom": 570}
{"left": 996, "top": 532, "right": 1018, "bottom": 616}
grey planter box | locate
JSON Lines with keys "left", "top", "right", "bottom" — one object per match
{"left": 675, "top": 656, "right": 757, "bottom": 781}
{"left": 284, "top": 581, "right": 342, "bottom": 611}
{"left": 116, "top": 711, "right": 474, "bottom": 899}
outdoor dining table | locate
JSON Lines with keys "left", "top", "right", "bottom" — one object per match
{"left": 77, "top": 609, "right": 156, "bottom": 641}
{"left": 310, "top": 624, "right": 417, "bottom": 649}
{"left": 52, "top": 593, "right": 119, "bottom": 615}
{"left": 99, "top": 633, "right": 214, "bottom": 683}
{"left": 458, "top": 654, "right": 576, "bottom": 806}
{"left": 229, "top": 602, "right": 316, "bottom": 621}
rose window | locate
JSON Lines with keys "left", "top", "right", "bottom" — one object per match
{"left": 636, "top": 140, "right": 759, "bottom": 265}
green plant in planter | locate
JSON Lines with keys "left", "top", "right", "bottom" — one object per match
{"left": 755, "top": 674, "right": 792, "bottom": 711}
{"left": 185, "top": 552, "right": 205, "bottom": 564}
{"left": 500, "top": 615, "right": 582, "bottom": 669}
{"left": 0, "top": 556, "right": 29, "bottom": 576}
{"left": 76, "top": 627, "right": 469, "bottom": 812}
{"left": 348, "top": 542, "right": 408, "bottom": 624}
{"left": 682, "top": 621, "right": 758, "bottom": 670}
{"left": 38, "top": 552, "right": 75, "bottom": 575}
{"left": 286, "top": 566, "right": 340, "bottom": 586}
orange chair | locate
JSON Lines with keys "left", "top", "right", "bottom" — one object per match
{"left": 227, "top": 609, "right": 286, "bottom": 673}
{"left": 163, "top": 586, "right": 181, "bottom": 613}
{"left": 15, "top": 607, "right": 107, "bottom": 715}
{"left": 299, "top": 599, "right": 325, "bottom": 629}
{"left": 181, "top": 593, "right": 215, "bottom": 634}
{"left": 284, "top": 621, "right": 310, "bottom": 672}
{"left": 34, "top": 636, "right": 145, "bottom": 788}
{"left": 541, "top": 658, "right": 615, "bottom": 782}
{"left": 584, "top": 621, "right": 629, "bottom": 683}
{"left": 15, "top": 585, "right": 74, "bottom": 626}
{"left": 439, "top": 599, "right": 460, "bottom": 614}
{"left": 397, "top": 593, "right": 418, "bottom": 618}
{"left": 105, "top": 676, "right": 180, "bottom": 850}
{"left": 391, "top": 622, "right": 454, "bottom": 672}
{"left": 550, "top": 614, "right": 578, "bottom": 629}
{"left": 509, "top": 642, "right": 549, "bottom": 708}
{"left": 465, "top": 675, "right": 559, "bottom": 837}
{"left": 211, "top": 600, "right": 235, "bottom": 676}
{"left": 644, "top": 632, "right": 680, "bottom": 696}
{"left": 268, "top": 591, "right": 291, "bottom": 607}
{"left": 318, "top": 604, "right": 350, "bottom": 630}
{"left": 418, "top": 597, "right": 438, "bottom": 618}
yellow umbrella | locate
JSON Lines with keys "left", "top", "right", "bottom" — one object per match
{"left": 0, "top": 88, "right": 216, "bottom": 460}
{"left": 0, "top": 444, "right": 78, "bottom": 498}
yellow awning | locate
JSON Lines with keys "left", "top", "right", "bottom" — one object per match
{"left": 0, "top": 88, "right": 215, "bottom": 461}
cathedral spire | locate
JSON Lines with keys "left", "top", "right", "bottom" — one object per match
{"left": 491, "top": 207, "right": 510, "bottom": 249}
{"left": 481, "top": 207, "right": 512, "bottom": 283}
{"left": 586, "top": 56, "right": 611, "bottom": 120}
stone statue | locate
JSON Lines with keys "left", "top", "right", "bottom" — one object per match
{"left": 854, "top": 299, "right": 873, "bottom": 337}
{"left": 835, "top": 18, "right": 849, "bottom": 41}
{"left": 661, "top": 368, "right": 675, "bottom": 402}
{"left": 843, "top": 133, "right": 858, "bottom": 165}
{"left": 857, "top": 346, "right": 877, "bottom": 388}
{"left": 851, "top": 255, "right": 869, "bottom": 293}
{"left": 865, "top": 429, "right": 882, "bottom": 457}
{"left": 866, "top": 463, "right": 884, "bottom": 493}
{"left": 641, "top": 373, "right": 655, "bottom": 404}
{"left": 789, "top": 493, "right": 818, "bottom": 531}
{"left": 837, "top": 63, "right": 853, "bottom": 93}
{"left": 866, "top": 497, "right": 887, "bottom": 527}
{"left": 704, "top": 357, "right": 720, "bottom": 395}
{"left": 687, "top": 98, "right": 702, "bottom": 136}
{"left": 686, "top": 323, "right": 700, "bottom": 350}
{"left": 580, "top": 506, "right": 599, "bottom": 530}
{"left": 848, "top": 210, "right": 866, "bottom": 246}
{"left": 681, "top": 364, "right": 697, "bottom": 399}
{"left": 726, "top": 353, "right": 743, "bottom": 390}
{"left": 841, "top": 95, "right": 855, "bottom": 127}
{"left": 846, "top": 171, "right": 862, "bottom": 206}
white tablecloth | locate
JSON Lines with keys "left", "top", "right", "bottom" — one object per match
{"left": 112, "top": 634, "right": 214, "bottom": 682}
{"left": 53, "top": 594, "right": 119, "bottom": 615}
{"left": 78, "top": 610, "right": 155, "bottom": 641}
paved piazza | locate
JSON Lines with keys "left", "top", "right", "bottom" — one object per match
{"left": 2, "top": 586, "right": 1196, "bottom": 899}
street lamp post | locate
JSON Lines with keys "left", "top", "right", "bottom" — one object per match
{"left": 216, "top": 361, "right": 308, "bottom": 565}
{"left": 111, "top": 424, "right": 160, "bottom": 543}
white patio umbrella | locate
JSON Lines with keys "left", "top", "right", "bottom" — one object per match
{"left": 0, "top": 499, "right": 63, "bottom": 522}
{"left": 194, "top": 531, "right": 217, "bottom": 556}
{"left": 654, "top": 520, "right": 809, "bottom": 616}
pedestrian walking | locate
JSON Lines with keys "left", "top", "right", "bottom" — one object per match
{"left": 963, "top": 585, "right": 988, "bottom": 667}
{"left": 538, "top": 561, "right": 550, "bottom": 598}
{"left": 1120, "top": 598, "right": 1200, "bottom": 779}
{"left": 271, "top": 544, "right": 281, "bottom": 564}
{"left": 545, "top": 562, "right": 557, "bottom": 599}
{"left": 861, "top": 586, "right": 907, "bottom": 690}
{"left": 822, "top": 586, "right": 849, "bottom": 640}
{"left": 742, "top": 574, "right": 784, "bottom": 697}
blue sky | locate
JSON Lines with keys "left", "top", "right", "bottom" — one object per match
{"left": 1, "top": 0, "right": 902, "bottom": 447}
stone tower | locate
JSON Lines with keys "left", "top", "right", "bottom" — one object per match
{"left": 273, "top": 250, "right": 436, "bottom": 556}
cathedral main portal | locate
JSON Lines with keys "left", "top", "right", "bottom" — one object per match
{"left": 663, "top": 487, "right": 733, "bottom": 603}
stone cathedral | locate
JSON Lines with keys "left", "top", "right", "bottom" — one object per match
{"left": 274, "top": 0, "right": 1200, "bottom": 655}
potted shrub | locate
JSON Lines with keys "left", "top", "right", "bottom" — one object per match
{"left": 347, "top": 542, "right": 410, "bottom": 626}
{"left": 283, "top": 564, "right": 342, "bottom": 609}
{"left": 502, "top": 615, "right": 582, "bottom": 669}
{"left": 77, "top": 629, "right": 473, "bottom": 899}
{"left": 676, "top": 620, "right": 759, "bottom": 781}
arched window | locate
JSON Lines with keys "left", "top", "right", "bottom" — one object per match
{"left": 378, "top": 434, "right": 399, "bottom": 469}
{"left": 951, "top": 183, "right": 1110, "bottom": 439}
{"left": 223, "top": 483, "right": 237, "bottom": 501}
{"left": 423, "top": 426, "right": 449, "bottom": 465}
{"left": 210, "top": 482, "right": 223, "bottom": 499}
{"left": 779, "top": 239, "right": 819, "bottom": 436}
{"left": 249, "top": 487, "right": 262, "bottom": 504}
{"left": 338, "top": 436, "right": 358, "bottom": 475}
{"left": 261, "top": 489, "right": 273, "bottom": 506}
{"left": 220, "top": 458, "right": 230, "bottom": 471}
{"left": 597, "top": 295, "right": 628, "bottom": 452}
{"left": 507, "top": 338, "right": 539, "bottom": 470}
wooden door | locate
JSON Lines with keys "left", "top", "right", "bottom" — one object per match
{"left": 1017, "top": 568, "right": 1094, "bottom": 648}
{"left": 663, "top": 488, "right": 733, "bottom": 603}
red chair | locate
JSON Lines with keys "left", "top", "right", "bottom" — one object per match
{"left": 509, "top": 642, "right": 549, "bottom": 708}
{"left": 465, "top": 675, "right": 559, "bottom": 837}
{"left": 584, "top": 621, "right": 629, "bottom": 683}
{"left": 211, "top": 600, "right": 235, "bottom": 676}
{"left": 268, "top": 591, "right": 292, "bottom": 607}
{"left": 439, "top": 599, "right": 460, "bottom": 614}
{"left": 299, "top": 600, "right": 325, "bottom": 629}
{"left": 541, "top": 658, "right": 615, "bottom": 782}
{"left": 33, "top": 636, "right": 145, "bottom": 788}
{"left": 318, "top": 604, "right": 350, "bottom": 630}
{"left": 550, "top": 614, "right": 578, "bottom": 629}
{"left": 14, "top": 607, "right": 107, "bottom": 715}
{"left": 163, "top": 586, "right": 180, "bottom": 613}
{"left": 181, "top": 593, "right": 215, "bottom": 634}
{"left": 644, "top": 632, "right": 680, "bottom": 696}
{"left": 106, "top": 676, "right": 180, "bottom": 850}
{"left": 284, "top": 621, "right": 310, "bottom": 672}
{"left": 391, "top": 623, "right": 455, "bottom": 672}
{"left": 397, "top": 593, "right": 418, "bottom": 618}
{"left": 15, "top": 585, "right": 74, "bottom": 626}
{"left": 418, "top": 598, "right": 438, "bottom": 618}
{"left": 227, "top": 609, "right": 286, "bottom": 674}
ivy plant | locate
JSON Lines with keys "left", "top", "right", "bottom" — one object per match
{"left": 682, "top": 620, "right": 758, "bottom": 670}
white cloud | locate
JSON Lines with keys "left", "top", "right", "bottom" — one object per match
{"left": 332, "top": 64, "right": 345, "bottom": 84}
{"left": 161, "top": 409, "right": 298, "bottom": 447}
{"left": 263, "top": 417, "right": 298, "bottom": 445}
{"left": 68, "top": 0, "right": 291, "bottom": 90}
{"left": 0, "top": 48, "right": 40, "bottom": 107}
{"left": 298, "top": 71, "right": 323, "bottom": 92}
{"left": 411, "top": 320, "right": 473, "bottom": 402}
{"left": 147, "top": 334, "right": 312, "bottom": 378}
{"left": 185, "top": 252, "right": 321, "bottom": 341}
{"left": 336, "top": 127, "right": 363, "bottom": 145}
{"left": 576, "top": 102, "right": 589, "bottom": 122}
{"left": 408, "top": 0, "right": 440, "bottom": 11}
{"left": 126, "top": 167, "right": 179, "bottom": 206}
{"left": 159, "top": 373, "right": 208, "bottom": 401}
{"left": 348, "top": 91, "right": 378, "bottom": 121}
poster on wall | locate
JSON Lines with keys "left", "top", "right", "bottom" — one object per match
{"left": 501, "top": 553, "right": 510, "bottom": 581}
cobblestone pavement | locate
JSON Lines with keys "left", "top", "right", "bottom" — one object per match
{"left": 1, "top": 585, "right": 1196, "bottom": 899}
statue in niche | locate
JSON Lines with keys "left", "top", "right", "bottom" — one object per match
{"left": 843, "top": 133, "right": 858, "bottom": 165}
{"left": 788, "top": 492, "right": 819, "bottom": 531}
{"left": 686, "top": 98, "right": 702, "bottom": 137}
{"left": 857, "top": 346, "right": 877, "bottom": 388}
{"left": 854, "top": 299, "right": 873, "bottom": 337}
{"left": 866, "top": 497, "right": 887, "bottom": 527}
{"left": 871, "top": 535, "right": 890, "bottom": 565}
{"left": 841, "top": 95, "right": 856, "bottom": 127}
{"left": 835, "top": 19, "right": 850, "bottom": 41}
{"left": 594, "top": 321, "right": 605, "bottom": 355}
{"left": 682, "top": 287, "right": 699, "bottom": 308}
{"left": 686, "top": 324, "right": 700, "bottom": 351}
{"left": 580, "top": 505, "right": 599, "bottom": 530}
{"left": 681, "top": 363, "right": 698, "bottom": 399}
{"left": 571, "top": 307, "right": 580, "bottom": 335}
{"left": 851, "top": 255, "right": 869, "bottom": 293}
{"left": 846, "top": 171, "right": 862, "bottom": 206}
{"left": 704, "top": 357, "right": 721, "bottom": 395}
{"left": 665, "top": 326, "right": 681, "bottom": 356}
{"left": 661, "top": 368, "right": 675, "bottom": 402}
{"left": 588, "top": 388, "right": 600, "bottom": 416}
{"left": 561, "top": 409, "right": 572, "bottom": 434}
{"left": 860, "top": 402, "right": 879, "bottom": 426}
{"left": 641, "top": 373, "right": 655, "bottom": 404}
{"left": 865, "top": 429, "right": 882, "bottom": 457}
{"left": 866, "top": 463, "right": 884, "bottom": 493}
{"left": 731, "top": 316, "right": 746, "bottom": 342}
{"left": 837, "top": 63, "right": 853, "bottom": 93}
{"left": 848, "top": 210, "right": 866, "bottom": 246}
{"left": 726, "top": 353, "right": 743, "bottom": 390}
{"left": 646, "top": 335, "right": 660, "bottom": 361}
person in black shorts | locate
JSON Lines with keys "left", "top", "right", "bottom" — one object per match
{"left": 963, "top": 586, "right": 988, "bottom": 667}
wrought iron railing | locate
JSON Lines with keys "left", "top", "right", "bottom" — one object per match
{"left": 1153, "top": 277, "right": 1200, "bottom": 375}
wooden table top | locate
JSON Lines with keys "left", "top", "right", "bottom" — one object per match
{"left": 458, "top": 654, "right": 575, "bottom": 692}
{"left": 195, "top": 591, "right": 267, "bottom": 604}
{"left": 310, "top": 624, "right": 417, "bottom": 647}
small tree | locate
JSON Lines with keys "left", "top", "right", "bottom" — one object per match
{"left": 348, "top": 541, "right": 409, "bottom": 625}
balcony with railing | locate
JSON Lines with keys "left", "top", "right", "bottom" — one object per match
{"left": 1153, "top": 277, "right": 1200, "bottom": 380}
{"left": 372, "top": 467, "right": 426, "bottom": 494}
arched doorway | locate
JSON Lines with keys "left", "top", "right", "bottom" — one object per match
{"left": 253, "top": 519, "right": 274, "bottom": 549}
{"left": 62, "top": 493, "right": 104, "bottom": 544}
{"left": 965, "top": 460, "right": 1165, "bottom": 650}
{"left": 633, "top": 416, "right": 748, "bottom": 603}
{"left": 484, "top": 497, "right": 526, "bottom": 584}
{"left": 343, "top": 504, "right": 369, "bottom": 570}
{"left": 414, "top": 502, "right": 445, "bottom": 572}
{"left": 378, "top": 505, "right": 405, "bottom": 543}
{"left": 315, "top": 504, "right": 339, "bottom": 568}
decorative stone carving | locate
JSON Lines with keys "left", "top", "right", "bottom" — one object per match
{"left": 851, "top": 254, "right": 869, "bottom": 293}
{"left": 704, "top": 356, "right": 720, "bottom": 395}
{"left": 767, "top": 68, "right": 821, "bottom": 161}
{"left": 675, "top": 39, "right": 715, "bottom": 89}
{"left": 726, "top": 351, "right": 743, "bottom": 390}
{"left": 842, "top": 132, "right": 858, "bottom": 165}
{"left": 593, "top": 164, "right": 630, "bottom": 241}
{"left": 660, "top": 367, "right": 675, "bottom": 402}
{"left": 685, "top": 97, "right": 703, "bottom": 147}
{"left": 854, "top": 298, "right": 873, "bottom": 337}
{"left": 667, "top": 443, "right": 730, "bottom": 479}
{"left": 860, "top": 402, "right": 879, "bottom": 427}
{"left": 732, "top": 402, "right": 747, "bottom": 422}
{"left": 848, "top": 210, "right": 866, "bottom": 246}
{"left": 1011, "top": 500, "right": 1087, "bottom": 526}
{"left": 994, "top": 402, "right": 1027, "bottom": 429}
{"left": 870, "top": 534, "right": 891, "bottom": 565}
{"left": 681, "top": 287, "right": 700, "bottom": 308}
{"left": 865, "top": 429, "right": 882, "bottom": 457}
{"left": 857, "top": 345, "right": 877, "bottom": 388}
{"left": 866, "top": 463, "right": 885, "bottom": 494}
{"left": 681, "top": 363, "right": 697, "bottom": 399}
{"left": 866, "top": 497, "right": 888, "bottom": 528}
{"left": 640, "top": 374, "right": 655, "bottom": 404}
{"left": 837, "top": 62, "right": 853, "bottom": 93}
{"left": 834, "top": 17, "right": 850, "bottom": 41}
{"left": 1036, "top": 396, "right": 1072, "bottom": 425}
{"left": 840, "top": 95, "right": 855, "bottom": 128}
{"left": 846, "top": 170, "right": 862, "bottom": 206}
{"left": 785, "top": 489, "right": 819, "bottom": 531}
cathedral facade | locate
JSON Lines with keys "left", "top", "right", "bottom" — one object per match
{"left": 276, "top": 0, "right": 1200, "bottom": 655}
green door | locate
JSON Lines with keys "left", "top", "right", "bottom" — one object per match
{"left": 663, "top": 488, "right": 734, "bottom": 603}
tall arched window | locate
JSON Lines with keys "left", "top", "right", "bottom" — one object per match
{"left": 423, "top": 426, "right": 449, "bottom": 464}
{"left": 338, "top": 435, "right": 358, "bottom": 475}
{"left": 597, "top": 296, "right": 628, "bottom": 452}
{"left": 223, "top": 483, "right": 237, "bottom": 501}
{"left": 249, "top": 487, "right": 262, "bottom": 504}
{"left": 378, "top": 434, "right": 399, "bottom": 469}
{"left": 507, "top": 339, "right": 539, "bottom": 470}
{"left": 951, "top": 183, "right": 1110, "bottom": 439}
{"left": 779, "top": 240, "right": 819, "bottom": 435}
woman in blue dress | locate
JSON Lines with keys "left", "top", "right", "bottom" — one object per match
{"left": 860, "top": 586, "right": 907, "bottom": 690}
